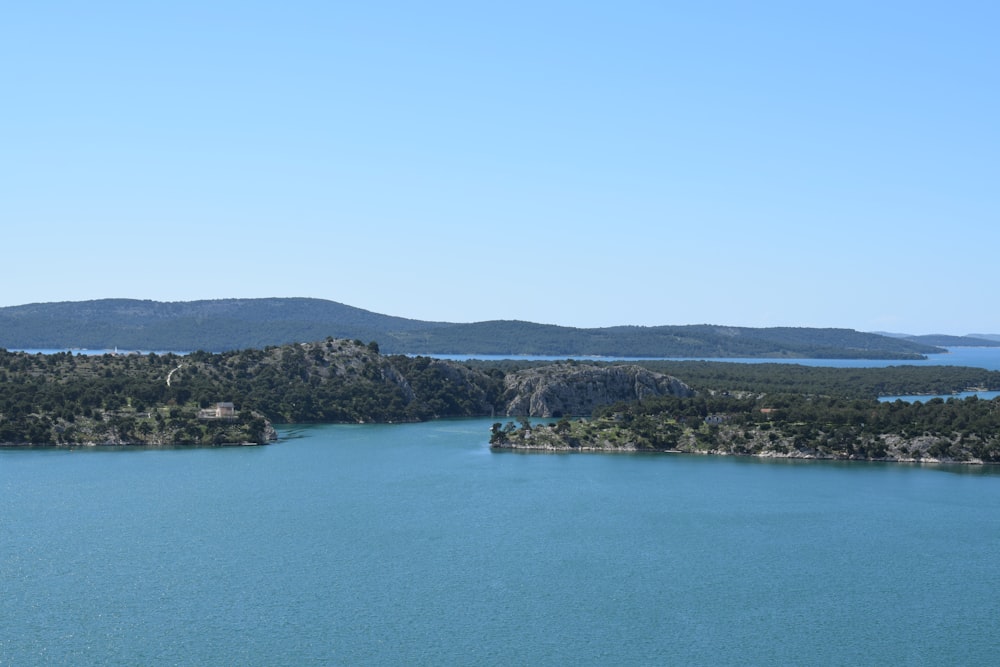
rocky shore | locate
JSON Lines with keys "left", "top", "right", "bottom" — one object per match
{"left": 0, "top": 410, "right": 277, "bottom": 448}
{"left": 490, "top": 418, "right": 996, "bottom": 465}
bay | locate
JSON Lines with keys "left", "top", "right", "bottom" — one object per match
{"left": 3, "top": 419, "right": 999, "bottom": 666}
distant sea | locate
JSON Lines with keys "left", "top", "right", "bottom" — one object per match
{"left": 432, "top": 346, "right": 1000, "bottom": 371}
{"left": 13, "top": 348, "right": 188, "bottom": 356}
{"left": 15, "top": 346, "right": 1000, "bottom": 370}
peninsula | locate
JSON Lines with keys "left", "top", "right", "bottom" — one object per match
{"left": 491, "top": 393, "right": 1000, "bottom": 464}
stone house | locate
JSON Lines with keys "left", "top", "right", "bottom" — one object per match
{"left": 199, "top": 402, "right": 236, "bottom": 419}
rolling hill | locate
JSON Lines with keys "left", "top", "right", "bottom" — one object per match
{"left": 0, "top": 298, "right": 945, "bottom": 359}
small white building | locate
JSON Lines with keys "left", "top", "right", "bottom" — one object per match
{"left": 199, "top": 402, "right": 236, "bottom": 419}
{"left": 215, "top": 402, "right": 236, "bottom": 418}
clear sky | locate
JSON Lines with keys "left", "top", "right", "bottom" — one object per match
{"left": 2, "top": 2, "right": 997, "bottom": 334}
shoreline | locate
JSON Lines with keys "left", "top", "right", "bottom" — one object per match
{"left": 489, "top": 441, "right": 994, "bottom": 465}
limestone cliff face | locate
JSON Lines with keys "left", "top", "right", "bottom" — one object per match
{"left": 501, "top": 364, "right": 694, "bottom": 417}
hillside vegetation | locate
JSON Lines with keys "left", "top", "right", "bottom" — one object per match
{"left": 0, "top": 298, "right": 947, "bottom": 359}
{"left": 3, "top": 340, "right": 1000, "bottom": 453}
{"left": 0, "top": 340, "right": 495, "bottom": 445}
{"left": 491, "top": 359, "right": 1000, "bottom": 462}
{"left": 0, "top": 341, "right": 686, "bottom": 445}
{"left": 901, "top": 334, "right": 1000, "bottom": 347}
{"left": 493, "top": 392, "right": 1000, "bottom": 464}
{"left": 629, "top": 360, "right": 1000, "bottom": 399}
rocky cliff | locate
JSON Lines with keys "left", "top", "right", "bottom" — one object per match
{"left": 500, "top": 363, "right": 694, "bottom": 417}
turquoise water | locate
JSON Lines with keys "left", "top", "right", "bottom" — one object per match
{"left": 3, "top": 419, "right": 999, "bottom": 666}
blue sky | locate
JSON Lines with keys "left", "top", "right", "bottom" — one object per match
{"left": 2, "top": 2, "right": 997, "bottom": 334}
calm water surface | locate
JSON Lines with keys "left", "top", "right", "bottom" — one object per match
{"left": 20, "top": 345, "right": 1000, "bottom": 369}
{"left": 433, "top": 346, "right": 1000, "bottom": 370}
{"left": 3, "top": 419, "right": 999, "bottom": 666}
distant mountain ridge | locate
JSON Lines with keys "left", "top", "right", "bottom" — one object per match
{"left": 0, "top": 298, "right": 448, "bottom": 352}
{"left": 968, "top": 334, "right": 1000, "bottom": 343}
{"left": 900, "top": 334, "right": 1000, "bottom": 347}
{"left": 0, "top": 297, "right": 946, "bottom": 359}
{"left": 874, "top": 331, "right": 1000, "bottom": 346}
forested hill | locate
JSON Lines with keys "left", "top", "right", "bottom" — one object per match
{"left": 0, "top": 298, "right": 944, "bottom": 359}
{"left": 0, "top": 298, "right": 448, "bottom": 352}
{"left": 0, "top": 341, "right": 692, "bottom": 445}
{"left": 901, "top": 334, "right": 1000, "bottom": 347}
{"left": 390, "top": 322, "right": 942, "bottom": 358}
{"left": 3, "top": 340, "right": 1000, "bottom": 448}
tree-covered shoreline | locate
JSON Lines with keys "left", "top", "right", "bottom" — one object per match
{"left": 3, "top": 339, "right": 1000, "bottom": 453}
{"left": 491, "top": 393, "right": 1000, "bottom": 463}
{"left": 0, "top": 340, "right": 495, "bottom": 446}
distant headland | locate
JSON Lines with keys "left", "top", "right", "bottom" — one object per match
{"left": 3, "top": 297, "right": 996, "bottom": 358}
